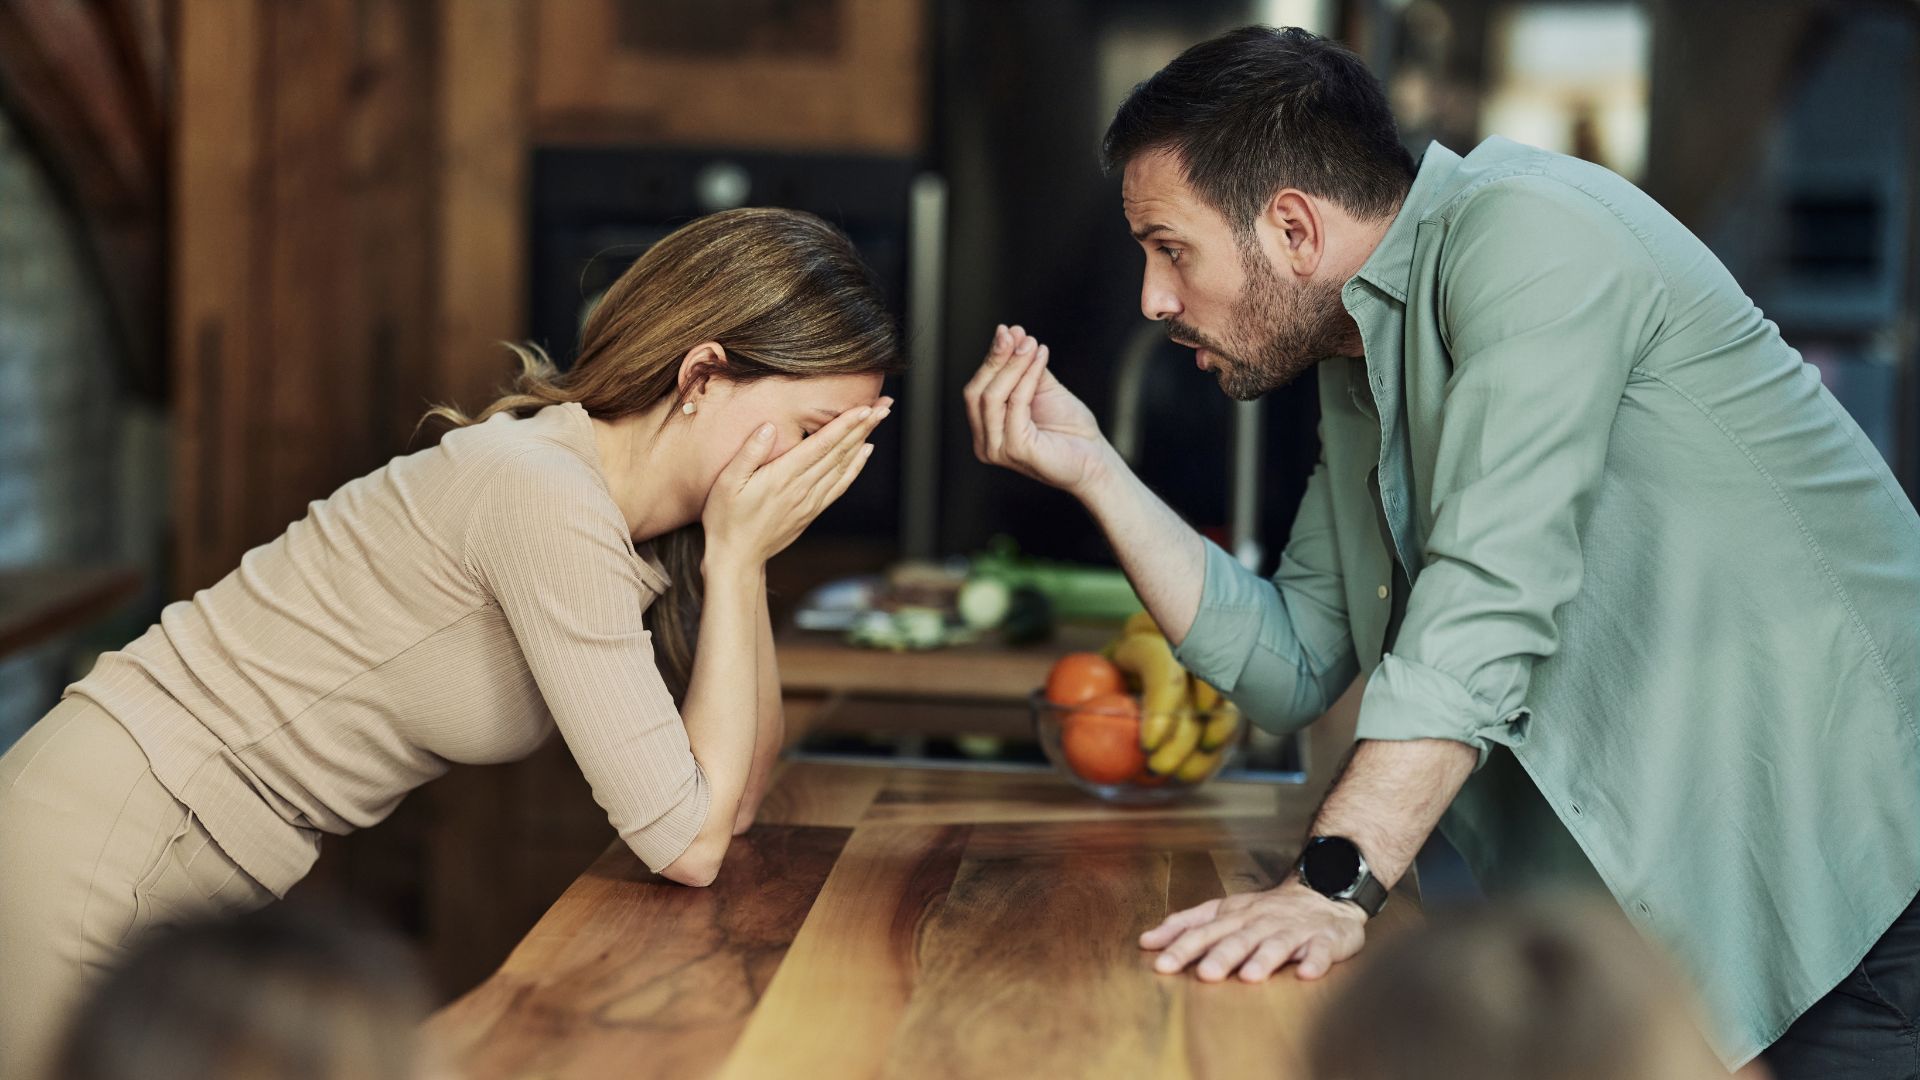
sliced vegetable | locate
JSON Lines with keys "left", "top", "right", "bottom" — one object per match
{"left": 957, "top": 576, "right": 1013, "bottom": 630}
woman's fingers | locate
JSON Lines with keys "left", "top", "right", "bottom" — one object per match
{"left": 718, "top": 422, "right": 779, "bottom": 489}
{"left": 818, "top": 441, "right": 877, "bottom": 508}
{"left": 765, "top": 400, "right": 875, "bottom": 486}
{"left": 804, "top": 400, "right": 889, "bottom": 499}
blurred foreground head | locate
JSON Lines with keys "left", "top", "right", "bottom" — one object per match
{"left": 56, "top": 902, "right": 434, "bottom": 1080}
{"left": 1310, "top": 898, "right": 1744, "bottom": 1080}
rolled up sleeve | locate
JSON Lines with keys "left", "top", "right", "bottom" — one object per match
{"left": 1172, "top": 451, "right": 1359, "bottom": 734}
{"left": 1354, "top": 176, "right": 1669, "bottom": 766}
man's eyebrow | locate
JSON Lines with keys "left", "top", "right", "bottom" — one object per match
{"left": 1130, "top": 222, "right": 1177, "bottom": 242}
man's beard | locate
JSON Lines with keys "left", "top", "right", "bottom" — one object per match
{"left": 1168, "top": 241, "right": 1352, "bottom": 401}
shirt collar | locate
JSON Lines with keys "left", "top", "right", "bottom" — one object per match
{"left": 1349, "top": 141, "right": 1464, "bottom": 304}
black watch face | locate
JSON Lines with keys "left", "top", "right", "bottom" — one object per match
{"left": 1301, "top": 837, "right": 1361, "bottom": 894}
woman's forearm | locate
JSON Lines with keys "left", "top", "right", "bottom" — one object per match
{"left": 661, "top": 552, "right": 762, "bottom": 885}
{"left": 732, "top": 568, "right": 786, "bottom": 834}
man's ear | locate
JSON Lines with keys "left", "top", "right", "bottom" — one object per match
{"left": 677, "top": 342, "right": 730, "bottom": 404}
{"left": 1263, "top": 188, "right": 1325, "bottom": 279}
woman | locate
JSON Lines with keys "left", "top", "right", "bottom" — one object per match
{"left": 0, "top": 207, "right": 901, "bottom": 1079}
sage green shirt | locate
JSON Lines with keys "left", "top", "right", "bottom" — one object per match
{"left": 1171, "top": 137, "right": 1920, "bottom": 1066}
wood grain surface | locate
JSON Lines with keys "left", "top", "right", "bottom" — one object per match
{"left": 428, "top": 762, "right": 1420, "bottom": 1079}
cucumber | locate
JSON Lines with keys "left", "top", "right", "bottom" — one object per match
{"left": 957, "top": 576, "right": 1013, "bottom": 629}
{"left": 968, "top": 535, "right": 1141, "bottom": 622}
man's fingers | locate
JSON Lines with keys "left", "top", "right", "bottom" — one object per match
{"left": 1140, "top": 897, "right": 1221, "bottom": 949}
{"left": 1152, "top": 916, "right": 1241, "bottom": 975}
{"left": 988, "top": 324, "right": 1013, "bottom": 365}
{"left": 1004, "top": 344, "right": 1048, "bottom": 454}
{"left": 1002, "top": 325, "right": 1026, "bottom": 358}
{"left": 962, "top": 329, "right": 1003, "bottom": 402}
{"left": 965, "top": 327, "right": 1012, "bottom": 396}
{"left": 981, "top": 337, "right": 1039, "bottom": 462}
{"left": 1294, "top": 936, "right": 1335, "bottom": 980}
{"left": 966, "top": 326, "right": 1029, "bottom": 457}
{"left": 1237, "top": 938, "right": 1297, "bottom": 983}
{"left": 1196, "top": 930, "right": 1270, "bottom": 983}
{"left": 964, "top": 327, "right": 1005, "bottom": 460}
{"left": 980, "top": 339, "right": 1033, "bottom": 460}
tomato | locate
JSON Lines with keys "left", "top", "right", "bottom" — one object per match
{"left": 1045, "top": 652, "right": 1127, "bottom": 707}
{"left": 1061, "top": 692, "right": 1146, "bottom": 784}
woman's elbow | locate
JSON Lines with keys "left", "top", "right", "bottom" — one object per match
{"left": 658, "top": 834, "right": 728, "bottom": 887}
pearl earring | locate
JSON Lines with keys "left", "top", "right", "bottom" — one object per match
{"left": 682, "top": 402, "right": 696, "bottom": 415}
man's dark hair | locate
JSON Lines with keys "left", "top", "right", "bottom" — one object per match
{"left": 1102, "top": 25, "right": 1417, "bottom": 227}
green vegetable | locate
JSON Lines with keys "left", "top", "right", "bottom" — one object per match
{"left": 896, "top": 606, "right": 948, "bottom": 649}
{"left": 957, "top": 576, "right": 1013, "bottom": 629}
{"left": 967, "top": 535, "right": 1140, "bottom": 622}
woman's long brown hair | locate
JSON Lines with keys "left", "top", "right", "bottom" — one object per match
{"left": 427, "top": 208, "right": 903, "bottom": 701}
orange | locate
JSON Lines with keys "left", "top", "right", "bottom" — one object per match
{"left": 1045, "top": 653, "right": 1127, "bottom": 707}
{"left": 1061, "top": 692, "right": 1146, "bottom": 784}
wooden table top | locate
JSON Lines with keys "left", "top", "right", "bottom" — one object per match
{"left": 428, "top": 761, "right": 1419, "bottom": 1079}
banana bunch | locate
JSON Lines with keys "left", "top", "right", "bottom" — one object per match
{"left": 1108, "top": 610, "right": 1243, "bottom": 782}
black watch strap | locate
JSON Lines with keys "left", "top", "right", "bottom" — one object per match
{"left": 1346, "top": 873, "right": 1389, "bottom": 918}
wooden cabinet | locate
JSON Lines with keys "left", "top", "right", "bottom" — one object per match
{"left": 172, "top": 0, "right": 928, "bottom": 594}
{"left": 531, "top": 0, "right": 925, "bottom": 152}
{"left": 173, "top": 0, "right": 529, "bottom": 594}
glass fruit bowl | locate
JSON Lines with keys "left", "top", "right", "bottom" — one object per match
{"left": 1029, "top": 689, "right": 1242, "bottom": 805}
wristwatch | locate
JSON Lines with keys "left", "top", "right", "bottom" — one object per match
{"left": 1295, "top": 835, "right": 1389, "bottom": 918}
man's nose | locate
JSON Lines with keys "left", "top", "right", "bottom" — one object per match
{"left": 1140, "top": 268, "right": 1181, "bottom": 323}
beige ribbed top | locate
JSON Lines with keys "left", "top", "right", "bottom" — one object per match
{"left": 67, "top": 403, "right": 710, "bottom": 896}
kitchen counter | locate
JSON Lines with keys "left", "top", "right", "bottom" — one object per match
{"left": 774, "top": 622, "right": 1117, "bottom": 701}
{"left": 426, "top": 760, "right": 1419, "bottom": 1078}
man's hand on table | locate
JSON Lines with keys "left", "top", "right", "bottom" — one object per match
{"left": 1140, "top": 877, "right": 1367, "bottom": 982}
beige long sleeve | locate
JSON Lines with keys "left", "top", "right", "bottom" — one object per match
{"left": 464, "top": 443, "right": 710, "bottom": 870}
{"left": 66, "top": 403, "right": 710, "bottom": 894}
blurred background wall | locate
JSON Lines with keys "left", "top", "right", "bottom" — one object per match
{"left": 2, "top": 0, "right": 1914, "bottom": 998}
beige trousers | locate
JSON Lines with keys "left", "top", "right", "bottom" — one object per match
{"left": 0, "top": 696, "right": 274, "bottom": 1080}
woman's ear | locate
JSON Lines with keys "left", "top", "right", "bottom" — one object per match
{"left": 677, "top": 342, "right": 730, "bottom": 405}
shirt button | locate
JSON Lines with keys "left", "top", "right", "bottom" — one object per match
{"left": 1377, "top": 585, "right": 1390, "bottom": 600}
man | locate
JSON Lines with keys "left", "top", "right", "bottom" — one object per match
{"left": 963, "top": 25, "right": 1920, "bottom": 1076}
